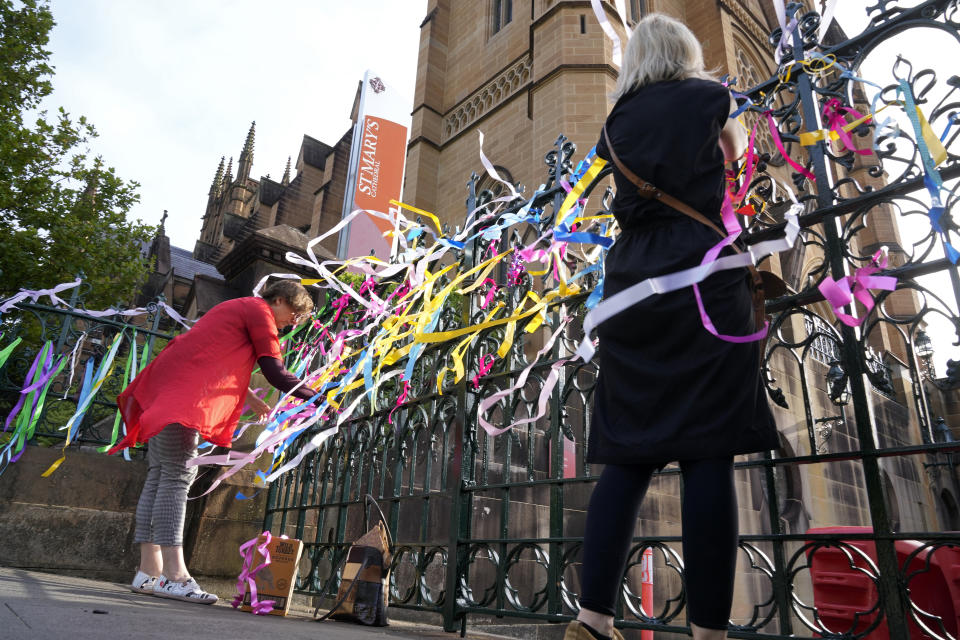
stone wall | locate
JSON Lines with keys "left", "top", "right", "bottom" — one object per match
{"left": 0, "top": 445, "right": 147, "bottom": 582}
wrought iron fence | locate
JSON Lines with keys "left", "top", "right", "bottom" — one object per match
{"left": 0, "top": 279, "right": 175, "bottom": 451}
{"left": 265, "top": 2, "right": 960, "bottom": 638}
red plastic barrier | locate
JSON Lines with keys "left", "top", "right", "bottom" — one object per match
{"left": 805, "top": 526, "right": 960, "bottom": 639}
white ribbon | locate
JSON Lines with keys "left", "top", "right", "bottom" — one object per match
{"left": 590, "top": 0, "right": 623, "bottom": 67}
{"left": 478, "top": 131, "right": 519, "bottom": 199}
{"left": 576, "top": 205, "right": 803, "bottom": 362}
{"left": 818, "top": 0, "right": 839, "bottom": 43}
{"left": 0, "top": 278, "right": 82, "bottom": 314}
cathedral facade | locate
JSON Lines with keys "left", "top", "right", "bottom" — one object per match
{"left": 404, "top": 0, "right": 783, "bottom": 226}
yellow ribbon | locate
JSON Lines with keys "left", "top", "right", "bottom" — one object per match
{"left": 389, "top": 199, "right": 444, "bottom": 235}
{"left": 436, "top": 303, "right": 505, "bottom": 393}
{"left": 555, "top": 157, "right": 608, "bottom": 229}
{"left": 917, "top": 106, "right": 947, "bottom": 166}
{"left": 798, "top": 108, "right": 880, "bottom": 147}
{"left": 415, "top": 288, "right": 563, "bottom": 344}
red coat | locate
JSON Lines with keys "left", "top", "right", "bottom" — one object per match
{"left": 109, "top": 297, "right": 282, "bottom": 453}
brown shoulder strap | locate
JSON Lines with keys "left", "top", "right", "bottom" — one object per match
{"left": 601, "top": 125, "right": 727, "bottom": 241}
{"left": 601, "top": 126, "right": 769, "bottom": 314}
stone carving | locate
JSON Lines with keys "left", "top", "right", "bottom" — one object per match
{"left": 443, "top": 56, "right": 532, "bottom": 141}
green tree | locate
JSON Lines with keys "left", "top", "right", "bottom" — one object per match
{"left": 0, "top": 0, "right": 154, "bottom": 310}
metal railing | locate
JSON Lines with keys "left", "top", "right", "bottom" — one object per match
{"left": 264, "top": 2, "right": 960, "bottom": 637}
{"left": 0, "top": 279, "right": 175, "bottom": 451}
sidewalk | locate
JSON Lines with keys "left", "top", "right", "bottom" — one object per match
{"left": 0, "top": 568, "right": 506, "bottom": 640}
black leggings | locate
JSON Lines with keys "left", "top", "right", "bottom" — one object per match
{"left": 578, "top": 458, "right": 738, "bottom": 630}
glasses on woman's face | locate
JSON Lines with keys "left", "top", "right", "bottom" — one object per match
{"left": 276, "top": 300, "right": 306, "bottom": 327}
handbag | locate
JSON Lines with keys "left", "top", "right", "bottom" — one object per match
{"left": 601, "top": 125, "right": 786, "bottom": 330}
{"left": 314, "top": 494, "right": 393, "bottom": 626}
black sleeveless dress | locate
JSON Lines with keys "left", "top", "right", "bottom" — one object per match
{"left": 587, "top": 77, "right": 777, "bottom": 465}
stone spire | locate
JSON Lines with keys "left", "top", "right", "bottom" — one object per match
{"left": 209, "top": 156, "right": 225, "bottom": 196}
{"left": 238, "top": 121, "right": 255, "bottom": 181}
{"left": 223, "top": 157, "right": 233, "bottom": 188}
{"left": 281, "top": 156, "right": 291, "bottom": 186}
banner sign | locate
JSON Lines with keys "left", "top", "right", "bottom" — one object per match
{"left": 338, "top": 70, "right": 410, "bottom": 261}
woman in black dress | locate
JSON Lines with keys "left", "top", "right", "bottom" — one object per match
{"left": 564, "top": 14, "right": 777, "bottom": 640}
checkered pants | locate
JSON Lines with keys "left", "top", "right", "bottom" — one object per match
{"left": 133, "top": 424, "right": 199, "bottom": 547}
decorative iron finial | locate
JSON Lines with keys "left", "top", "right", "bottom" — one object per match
{"left": 544, "top": 133, "right": 575, "bottom": 183}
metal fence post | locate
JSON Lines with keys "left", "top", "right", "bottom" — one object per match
{"left": 787, "top": 4, "right": 910, "bottom": 636}
{"left": 443, "top": 178, "right": 481, "bottom": 633}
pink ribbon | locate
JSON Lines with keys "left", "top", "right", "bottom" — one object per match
{"left": 767, "top": 112, "right": 816, "bottom": 181}
{"left": 330, "top": 294, "right": 350, "bottom": 323}
{"left": 818, "top": 250, "right": 898, "bottom": 327}
{"left": 691, "top": 195, "right": 769, "bottom": 343}
{"left": 232, "top": 531, "right": 281, "bottom": 615}
{"left": 357, "top": 278, "right": 376, "bottom": 297}
{"left": 478, "top": 317, "right": 571, "bottom": 436}
{"left": 471, "top": 354, "right": 496, "bottom": 389}
{"left": 480, "top": 278, "right": 498, "bottom": 309}
{"left": 822, "top": 98, "right": 872, "bottom": 156}
{"left": 387, "top": 380, "right": 411, "bottom": 425}
{"left": 729, "top": 122, "right": 758, "bottom": 205}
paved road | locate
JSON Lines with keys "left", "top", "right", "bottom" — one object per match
{"left": 0, "top": 568, "right": 505, "bottom": 640}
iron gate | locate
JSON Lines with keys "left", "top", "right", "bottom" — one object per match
{"left": 264, "top": 2, "right": 960, "bottom": 637}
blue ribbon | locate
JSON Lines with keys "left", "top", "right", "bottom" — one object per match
{"left": 900, "top": 80, "right": 959, "bottom": 263}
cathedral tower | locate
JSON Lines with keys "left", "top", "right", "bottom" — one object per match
{"left": 404, "top": 0, "right": 782, "bottom": 227}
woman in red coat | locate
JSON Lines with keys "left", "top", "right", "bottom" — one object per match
{"left": 112, "top": 280, "right": 318, "bottom": 604}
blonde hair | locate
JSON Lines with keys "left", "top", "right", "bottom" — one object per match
{"left": 260, "top": 280, "right": 314, "bottom": 315}
{"left": 611, "top": 13, "right": 711, "bottom": 101}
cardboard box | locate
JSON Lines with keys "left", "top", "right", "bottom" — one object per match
{"left": 240, "top": 535, "right": 303, "bottom": 616}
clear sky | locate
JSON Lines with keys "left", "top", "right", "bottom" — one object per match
{"left": 44, "top": 0, "right": 424, "bottom": 249}
{"left": 39, "top": 1, "right": 956, "bottom": 373}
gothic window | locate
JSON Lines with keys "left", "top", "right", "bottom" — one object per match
{"left": 733, "top": 44, "right": 781, "bottom": 166}
{"left": 804, "top": 314, "right": 841, "bottom": 365}
{"left": 628, "top": 0, "right": 645, "bottom": 25}
{"left": 492, "top": 0, "right": 512, "bottom": 35}
{"left": 734, "top": 45, "right": 763, "bottom": 93}
{"left": 473, "top": 166, "right": 515, "bottom": 208}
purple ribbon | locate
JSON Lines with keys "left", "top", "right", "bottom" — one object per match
{"left": 4, "top": 348, "right": 49, "bottom": 432}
